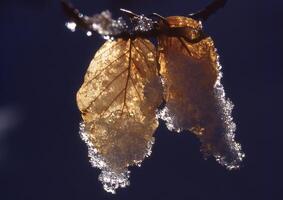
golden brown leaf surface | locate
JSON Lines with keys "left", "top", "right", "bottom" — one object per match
{"left": 77, "top": 38, "right": 162, "bottom": 172}
{"left": 158, "top": 16, "right": 244, "bottom": 168}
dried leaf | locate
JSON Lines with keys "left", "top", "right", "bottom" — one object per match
{"left": 77, "top": 38, "right": 162, "bottom": 193}
{"left": 157, "top": 16, "right": 244, "bottom": 169}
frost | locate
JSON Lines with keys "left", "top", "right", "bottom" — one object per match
{"left": 65, "top": 10, "right": 128, "bottom": 37}
{"left": 156, "top": 17, "right": 245, "bottom": 170}
{"left": 79, "top": 122, "right": 155, "bottom": 194}
{"left": 212, "top": 74, "right": 245, "bottom": 169}
{"left": 157, "top": 107, "right": 181, "bottom": 133}
{"left": 134, "top": 15, "right": 155, "bottom": 32}
{"left": 99, "top": 169, "right": 130, "bottom": 194}
{"left": 158, "top": 68, "right": 245, "bottom": 169}
{"left": 145, "top": 137, "right": 155, "bottom": 157}
{"left": 89, "top": 10, "right": 127, "bottom": 36}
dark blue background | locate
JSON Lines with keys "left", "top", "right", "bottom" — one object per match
{"left": 0, "top": 0, "right": 280, "bottom": 199}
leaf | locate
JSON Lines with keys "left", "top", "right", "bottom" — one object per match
{"left": 76, "top": 38, "right": 163, "bottom": 192}
{"left": 157, "top": 16, "right": 244, "bottom": 169}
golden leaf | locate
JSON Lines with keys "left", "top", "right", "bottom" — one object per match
{"left": 77, "top": 38, "right": 162, "bottom": 192}
{"left": 158, "top": 16, "right": 244, "bottom": 169}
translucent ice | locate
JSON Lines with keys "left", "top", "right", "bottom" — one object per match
{"left": 89, "top": 10, "right": 127, "bottom": 36}
{"left": 79, "top": 122, "right": 155, "bottom": 194}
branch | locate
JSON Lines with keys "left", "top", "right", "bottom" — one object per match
{"left": 189, "top": 0, "right": 228, "bottom": 21}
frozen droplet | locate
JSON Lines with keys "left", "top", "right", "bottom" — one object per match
{"left": 86, "top": 31, "right": 92, "bottom": 36}
{"left": 65, "top": 21, "right": 77, "bottom": 32}
{"left": 103, "top": 35, "right": 114, "bottom": 41}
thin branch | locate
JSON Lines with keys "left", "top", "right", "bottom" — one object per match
{"left": 189, "top": 0, "right": 228, "bottom": 21}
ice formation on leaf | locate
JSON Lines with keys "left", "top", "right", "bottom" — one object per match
{"left": 76, "top": 38, "right": 163, "bottom": 193}
{"left": 157, "top": 16, "right": 244, "bottom": 169}
{"left": 67, "top": 0, "right": 245, "bottom": 193}
{"left": 79, "top": 122, "right": 156, "bottom": 193}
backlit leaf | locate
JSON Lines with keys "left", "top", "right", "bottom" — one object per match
{"left": 77, "top": 38, "right": 163, "bottom": 193}
{"left": 157, "top": 16, "right": 244, "bottom": 169}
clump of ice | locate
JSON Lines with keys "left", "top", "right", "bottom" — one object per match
{"left": 211, "top": 53, "right": 245, "bottom": 170}
{"left": 145, "top": 137, "right": 155, "bottom": 157}
{"left": 65, "top": 10, "right": 127, "bottom": 39}
{"left": 65, "top": 21, "right": 77, "bottom": 32}
{"left": 156, "top": 52, "right": 244, "bottom": 170}
{"left": 90, "top": 10, "right": 127, "bottom": 37}
{"left": 79, "top": 122, "right": 155, "bottom": 194}
{"left": 98, "top": 169, "right": 130, "bottom": 194}
{"left": 213, "top": 79, "right": 245, "bottom": 170}
{"left": 156, "top": 107, "right": 181, "bottom": 133}
{"left": 133, "top": 15, "right": 155, "bottom": 32}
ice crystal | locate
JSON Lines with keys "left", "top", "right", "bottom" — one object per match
{"left": 212, "top": 77, "right": 245, "bottom": 169}
{"left": 99, "top": 169, "right": 130, "bottom": 193}
{"left": 90, "top": 10, "right": 127, "bottom": 36}
{"left": 134, "top": 15, "right": 155, "bottom": 32}
{"left": 145, "top": 137, "right": 155, "bottom": 157}
{"left": 79, "top": 122, "right": 155, "bottom": 194}
{"left": 157, "top": 107, "right": 181, "bottom": 133}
